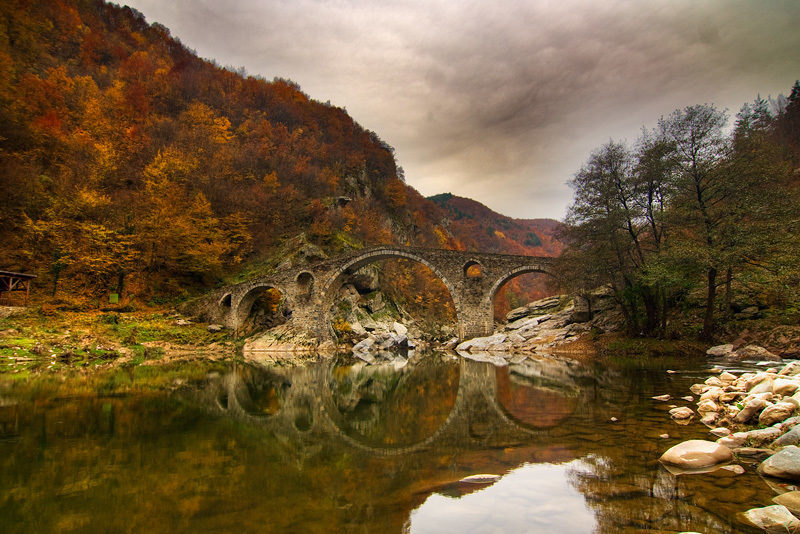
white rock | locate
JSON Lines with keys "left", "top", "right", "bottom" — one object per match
{"left": 669, "top": 406, "right": 694, "bottom": 420}
{"left": 710, "top": 427, "right": 731, "bottom": 438}
{"left": 741, "top": 505, "right": 800, "bottom": 533}
{"left": 659, "top": 440, "right": 733, "bottom": 469}
{"left": 775, "top": 378, "right": 800, "bottom": 396}
{"left": 392, "top": 322, "right": 408, "bottom": 336}
{"left": 652, "top": 394, "right": 671, "bottom": 401}
{"left": 697, "top": 399, "right": 720, "bottom": 413}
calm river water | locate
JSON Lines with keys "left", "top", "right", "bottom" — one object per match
{"left": 0, "top": 352, "right": 782, "bottom": 532}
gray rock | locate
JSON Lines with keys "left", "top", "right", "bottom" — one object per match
{"left": 706, "top": 344, "right": 734, "bottom": 357}
{"left": 759, "top": 446, "right": 800, "bottom": 480}
{"left": 659, "top": 439, "right": 733, "bottom": 469}
{"left": 352, "top": 337, "right": 376, "bottom": 353}
{"left": 174, "top": 319, "right": 191, "bottom": 326}
{"left": 746, "top": 427, "right": 783, "bottom": 447}
{"left": 731, "top": 344, "right": 782, "bottom": 362}
{"left": 775, "top": 427, "right": 800, "bottom": 447}
{"left": 207, "top": 324, "right": 223, "bottom": 333}
{"left": 392, "top": 322, "right": 408, "bottom": 336}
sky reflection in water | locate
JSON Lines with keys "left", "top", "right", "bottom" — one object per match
{"left": 410, "top": 461, "right": 595, "bottom": 534}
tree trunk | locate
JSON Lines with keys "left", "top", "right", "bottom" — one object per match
{"left": 702, "top": 267, "right": 717, "bottom": 340}
{"left": 723, "top": 267, "right": 732, "bottom": 319}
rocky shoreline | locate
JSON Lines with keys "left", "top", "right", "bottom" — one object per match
{"left": 657, "top": 352, "right": 800, "bottom": 532}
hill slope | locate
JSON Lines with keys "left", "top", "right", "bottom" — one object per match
{"left": 0, "top": 0, "right": 562, "bottom": 321}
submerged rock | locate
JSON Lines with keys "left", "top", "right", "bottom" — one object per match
{"left": 659, "top": 439, "right": 733, "bottom": 469}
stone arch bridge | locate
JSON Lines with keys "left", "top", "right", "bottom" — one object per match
{"left": 208, "top": 246, "right": 554, "bottom": 341}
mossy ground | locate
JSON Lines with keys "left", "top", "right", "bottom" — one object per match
{"left": 0, "top": 306, "right": 237, "bottom": 391}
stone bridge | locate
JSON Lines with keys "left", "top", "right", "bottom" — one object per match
{"left": 210, "top": 246, "right": 554, "bottom": 341}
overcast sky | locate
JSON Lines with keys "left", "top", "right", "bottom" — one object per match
{"left": 122, "top": 0, "right": 800, "bottom": 220}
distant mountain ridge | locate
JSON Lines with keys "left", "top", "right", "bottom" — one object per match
{"left": 428, "top": 193, "right": 564, "bottom": 257}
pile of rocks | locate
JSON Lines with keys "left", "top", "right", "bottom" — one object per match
{"left": 351, "top": 321, "right": 418, "bottom": 364}
{"left": 659, "top": 358, "right": 800, "bottom": 532}
{"left": 455, "top": 291, "right": 623, "bottom": 353}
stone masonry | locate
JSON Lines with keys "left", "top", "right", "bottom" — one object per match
{"left": 206, "top": 246, "right": 554, "bottom": 342}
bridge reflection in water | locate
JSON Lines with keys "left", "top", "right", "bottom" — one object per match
{"left": 198, "top": 354, "right": 590, "bottom": 457}
{"left": 0, "top": 354, "right": 760, "bottom": 533}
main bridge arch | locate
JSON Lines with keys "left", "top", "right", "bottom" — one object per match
{"left": 319, "top": 247, "right": 462, "bottom": 340}
{"left": 220, "top": 246, "right": 555, "bottom": 342}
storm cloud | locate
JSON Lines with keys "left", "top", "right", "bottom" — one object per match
{"left": 123, "top": 0, "right": 800, "bottom": 219}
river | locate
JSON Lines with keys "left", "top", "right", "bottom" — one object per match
{"left": 0, "top": 351, "right": 780, "bottom": 532}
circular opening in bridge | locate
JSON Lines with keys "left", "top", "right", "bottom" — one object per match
{"left": 492, "top": 271, "right": 560, "bottom": 324}
{"left": 463, "top": 261, "right": 482, "bottom": 279}
{"left": 296, "top": 271, "right": 314, "bottom": 298}
{"left": 325, "top": 354, "right": 460, "bottom": 448}
{"left": 219, "top": 293, "right": 232, "bottom": 307}
{"left": 329, "top": 256, "right": 456, "bottom": 341}
{"left": 238, "top": 285, "right": 288, "bottom": 336}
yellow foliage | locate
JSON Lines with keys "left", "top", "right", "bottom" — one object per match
{"left": 494, "top": 230, "right": 506, "bottom": 239}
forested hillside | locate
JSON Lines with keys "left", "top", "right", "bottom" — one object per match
{"left": 560, "top": 85, "right": 800, "bottom": 340}
{"left": 0, "top": 0, "right": 487, "bottom": 304}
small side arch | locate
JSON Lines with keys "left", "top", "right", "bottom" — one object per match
{"left": 235, "top": 283, "right": 287, "bottom": 328}
{"left": 463, "top": 259, "right": 483, "bottom": 279}
{"left": 219, "top": 293, "right": 232, "bottom": 308}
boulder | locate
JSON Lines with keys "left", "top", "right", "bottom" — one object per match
{"left": 697, "top": 399, "right": 720, "bottom": 413}
{"left": 659, "top": 439, "right": 733, "bottom": 469}
{"left": 392, "top": 322, "right": 408, "bottom": 336}
{"left": 760, "top": 402, "right": 797, "bottom": 426}
{"left": 735, "top": 397, "right": 768, "bottom": 424}
{"left": 652, "top": 394, "right": 671, "bottom": 401}
{"left": 456, "top": 333, "right": 507, "bottom": 352}
{"left": 741, "top": 505, "right": 800, "bottom": 533}
{"left": 759, "top": 446, "right": 800, "bottom": 481}
{"left": 707, "top": 344, "right": 735, "bottom": 357}
{"left": 710, "top": 427, "right": 731, "bottom": 438}
{"left": 774, "top": 491, "right": 800, "bottom": 516}
{"left": 775, "top": 378, "right": 800, "bottom": 396}
{"left": 781, "top": 362, "right": 800, "bottom": 377}
{"left": 718, "top": 371, "right": 737, "bottom": 383}
{"left": 745, "top": 427, "right": 783, "bottom": 447}
{"left": 207, "top": 324, "right": 223, "bottom": 333}
{"left": 731, "top": 344, "right": 782, "bottom": 362}
{"left": 775, "top": 427, "right": 800, "bottom": 447}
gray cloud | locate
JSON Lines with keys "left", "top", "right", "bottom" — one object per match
{"left": 124, "top": 0, "right": 800, "bottom": 219}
